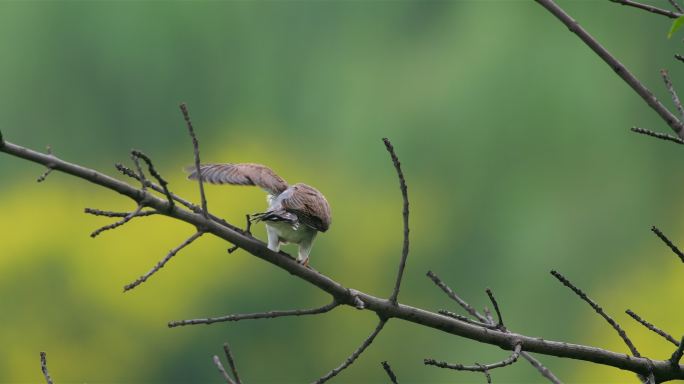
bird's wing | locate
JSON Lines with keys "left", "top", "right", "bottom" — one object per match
{"left": 281, "top": 183, "right": 332, "bottom": 232}
{"left": 185, "top": 163, "right": 289, "bottom": 196}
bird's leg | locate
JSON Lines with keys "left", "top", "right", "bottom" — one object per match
{"left": 297, "top": 233, "right": 316, "bottom": 267}
{"left": 266, "top": 225, "right": 280, "bottom": 252}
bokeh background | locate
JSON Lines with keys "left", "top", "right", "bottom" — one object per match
{"left": 1, "top": 0, "right": 683, "bottom": 382}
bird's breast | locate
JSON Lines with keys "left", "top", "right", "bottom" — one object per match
{"left": 267, "top": 221, "right": 314, "bottom": 244}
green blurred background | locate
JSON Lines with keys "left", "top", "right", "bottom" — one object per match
{"left": 1, "top": 0, "right": 683, "bottom": 382}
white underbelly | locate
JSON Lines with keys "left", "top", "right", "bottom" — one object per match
{"left": 267, "top": 221, "right": 313, "bottom": 244}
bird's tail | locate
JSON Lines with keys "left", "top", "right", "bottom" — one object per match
{"left": 251, "top": 210, "right": 299, "bottom": 229}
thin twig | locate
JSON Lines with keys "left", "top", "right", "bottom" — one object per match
{"left": 438, "top": 310, "right": 500, "bottom": 330}
{"left": 90, "top": 204, "right": 143, "bottom": 238}
{"left": 427, "top": 270, "right": 487, "bottom": 322}
{"left": 626, "top": 309, "right": 680, "bottom": 346}
{"left": 476, "top": 363, "right": 492, "bottom": 384}
{"left": 131, "top": 149, "right": 174, "bottom": 209}
{"left": 168, "top": 300, "right": 338, "bottom": 327}
{"left": 609, "top": 0, "right": 681, "bottom": 18}
{"left": 425, "top": 342, "right": 523, "bottom": 372}
{"left": 84, "top": 208, "right": 158, "bottom": 218}
{"left": 651, "top": 226, "right": 684, "bottom": 263}
{"left": 631, "top": 127, "right": 684, "bottom": 145}
{"left": 669, "top": 0, "right": 684, "bottom": 13}
{"left": 180, "top": 103, "right": 208, "bottom": 219}
{"left": 36, "top": 145, "right": 54, "bottom": 182}
{"left": 381, "top": 361, "right": 398, "bottom": 384}
{"left": 223, "top": 342, "right": 242, "bottom": 384}
{"left": 123, "top": 231, "right": 204, "bottom": 291}
{"left": 314, "top": 318, "right": 388, "bottom": 383}
{"left": 551, "top": 270, "right": 640, "bottom": 357}
{"left": 383, "top": 138, "right": 410, "bottom": 305}
{"left": 661, "top": 70, "right": 684, "bottom": 120}
{"left": 670, "top": 336, "right": 684, "bottom": 366}
{"left": 213, "top": 355, "right": 236, "bottom": 384}
{"left": 520, "top": 352, "right": 562, "bottom": 384}
{"left": 485, "top": 288, "right": 504, "bottom": 329}
{"left": 40, "top": 351, "right": 53, "bottom": 384}
{"left": 537, "top": 0, "right": 684, "bottom": 137}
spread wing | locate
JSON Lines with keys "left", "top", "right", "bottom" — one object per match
{"left": 281, "top": 183, "right": 332, "bottom": 232}
{"left": 186, "top": 163, "right": 289, "bottom": 196}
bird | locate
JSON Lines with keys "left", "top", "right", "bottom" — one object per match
{"left": 186, "top": 163, "right": 331, "bottom": 266}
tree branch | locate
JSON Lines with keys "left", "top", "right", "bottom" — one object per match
{"left": 314, "top": 318, "right": 387, "bottom": 383}
{"left": 180, "top": 103, "right": 208, "bottom": 219}
{"left": 631, "top": 127, "right": 684, "bottom": 145}
{"left": 2, "top": 134, "right": 683, "bottom": 381}
{"left": 609, "top": 0, "right": 681, "bottom": 18}
{"left": 168, "top": 300, "right": 338, "bottom": 327}
{"left": 123, "top": 231, "right": 204, "bottom": 292}
{"left": 223, "top": 342, "right": 242, "bottom": 384}
{"left": 537, "top": 0, "right": 684, "bottom": 138}
{"left": 425, "top": 341, "right": 522, "bottom": 373}
{"left": 213, "top": 355, "right": 236, "bottom": 384}
{"left": 551, "top": 270, "right": 640, "bottom": 357}
{"left": 40, "top": 352, "right": 53, "bottom": 384}
{"left": 383, "top": 138, "right": 410, "bottom": 306}
{"left": 627, "top": 309, "right": 680, "bottom": 347}
{"left": 651, "top": 226, "right": 684, "bottom": 263}
{"left": 381, "top": 361, "right": 398, "bottom": 384}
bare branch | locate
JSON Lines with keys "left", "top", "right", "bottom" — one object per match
{"left": 89, "top": 204, "right": 144, "bottom": 238}
{"left": 551, "top": 270, "right": 640, "bottom": 357}
{"left": 84, "top": 208, "right": 158, "bottom": 218}
{"left": 537, "top": 0, "right": 684, "bottom": 138}
{"left": 427, "top": 270, "right": 486, "bottom": 322}
{"left": 381, "top": 361, "right": 398, "bottom": 384}
{"left": 383, "top": 138, "right": 410, "bottom": 305}
{"left": 651, "top": 226, "right": 684, "bottom": 263}
{"left": 228, "top": 214, "right": 253, "bottom": 254}
{"left": 131, "top": 149, "right": 174, "bottom": 209}
{"left": 631, "top": 127, "right": 684, "bottom": 145}
{"left": 670, "top": 337, "right": 684, "bottom": 366}
{"left": 314, "top": 318, "right": 387, "bottom": 384}
{"left": 168, "top": 300, "right": 338, "bottom": 327}
{"left": 223, "top": 343, "right": 242, "bottom": 384}
{"left": 123, "top": 231, "right": 204, "bottom": 292}
{"left": 669, "top": 0, "right": 684, "bottom": 13}
{"left": 661, "top": 70, "right": 684, "bottom": 120}
{"left": 521, "top": 353, "right": 562, "bottom": 384}
{"left": 36, "top": 145, "right": 54, "bottom": 183}
{"left": 485, "top": 288, "right": 504, "bottom": 329}
{"left": 213, "top": 355, "right": 236, "bottom": 384}
{"left": 3, "top": 137, "right": 684, "bottom": 381}
{"left": 180, "top": 103, "right": 208, "bottom": 219}
{"left": 425, "top": 341, "right": 523, "bottom": 372}
{"left": 438, "top": 309, "right": 500, "bottom": 330}
{"left": 40, "top": 352, "right": 54, "bottom": 384}
{"left": 627, "top": 309, "right": 680, "bottom": 346}
{"left": 609, "top": 0, "right": 681, "bottom": 18}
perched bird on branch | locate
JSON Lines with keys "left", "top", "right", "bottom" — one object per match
{"left": 186, "top": 163, "right": 331, "bottom": 266}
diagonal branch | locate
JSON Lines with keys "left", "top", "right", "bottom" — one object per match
{"left": 314, "top": 318, "right": 388, "bottom": 383}
{"left": 669, "top": 0, "right": 684, "bottom": 13}
{"left": 537, "top": 0, "right": 684, "bottom": 138}
{"left": 168, "top": 300, "right": 338, "bottom": 327}
{"left": 213, "top": 355, "right": 236, "bottom": 384}
{"left": 40, "top": 351, "right": 54, "bottom": 384}
{"left": 627, "top": 309, "right": 680, "bottom": 346}
{"left": 670, "top": 337, "right": 684, "bottom": 366}
{"left": 425, "top": 341, "right": 523, "bottom": 372}
{"left": 89, "top": 204, "right": 144, "bottom": 238}
{"left": 123, "top": 231, "right": 204, "bottom": 292}
{"left": 2, "top": 134, "right": 684, "bottom": 381}
{"left": 180, "top": 103, "right": 208, "bottom": 219}
{"left": 551, "top": 270, "right": 640, "bottom": 357}
{"left": 427, "top": 270, "right": 486, "bottom": 322}
{"left": 631, "top": 127, "right": 684, "bottom": 145}
{"left": 485, "top": 288, "right": 504, "bottom": 329}
{"left": 381, "top": 361, "right": 398, "bottom": 384}
{"left": 661, "top": 70, "right": 684, "bottom": 121}
{"left": 36, "top": 145, "right": 54, "bottom": 183}
{"left": 131, "top": 149, "right": 174, "bottom": 209}
{"left": 223, "top": 342, "right": 242, "bottom": 384}
{"left": 651, "top": 226, "right": 684, "bottom": 263}
{"left": 609, "top": 0, "right": 681, "bottom": 18}
{"left": 84, "top": 208, "right": 158, "bottom": 219}
{"left": 383, "top": 138, "right": 410, "bottom": 306}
